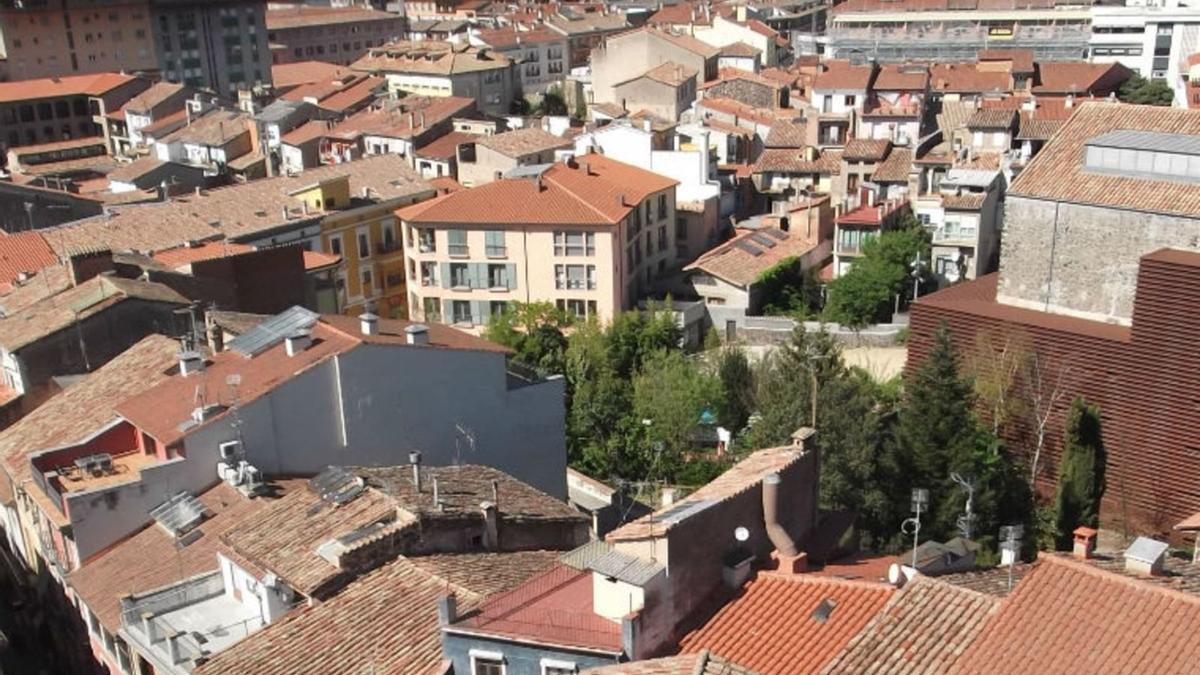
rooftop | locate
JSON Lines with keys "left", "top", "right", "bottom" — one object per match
{"left": 813, "top": 60, "right": 874, "bottom": 91}
{"left": 720, "top": 41, "right": 763, "bottom": 58}
{"left": 358, "top": 464, "right": 585, "bottom": 522}
{"left": 271, "top": 61, "right": 354, "bottom": 89}
{"left": 967, "top": 107, "right": 1018, "bottom": 130}
{"left": 585, "top": 652, "right": 758, "bottom": 674}
{"left": 158, "top": 108, "right": 251, "bottom": 148}
{"left": 0, "top": 232, "right": 58, "bottom": 293}
{"left": 196, "top": 551, "right": 557, "bottom": 675}
{"left": 842, "top": 138, "right": 892, "bottom": 162}
{"left": 352, "top": 41, "right": 513, "bottom": 76}
{"left": 121, "top": 82, "right": 188, "bottom": 115}
{"left": 679, "top": 572, "right": 895, "bottom": 675}
{"left": 399, "top": 153, "right": 678, "bottom": 226}
{"left": 953, "top": 554, "right": 1200, "bottom": 673}
{"left": 266, "top": 5, "right": 399, "bottom": 30}
{"left": 476, "top": 127, "right": 573, "bottom": 157}
{"left": 324, "top": 96, "right": 475, "bottom": 141}
{"left": 1009, "top": 102, "right": 1200, "bottom": 217}
{"left": 0, "top": 72, "right": 137, "bottom": 103}
{"left": 752, "top": 148, "right": 842, "bottom": 175}
{"left": 873, "top": 64, "right": 929, "bottom": 91}
{"left": 930, "top": 63, "right": 1011, "bottom": 94}
{"left": 619, "top": 61, "right": 698, "bottom": 88}
{"left": 836, "top": 199, "right": 910, "bottom": 227}
{"left": 685, "top": 226, "right": 819, "bottom": 287}
{"left": 1033, "top": 61, "right": 1130, "bottom": 95}
{"left": 819, "top": 575, "right": 999, "bottom": 674}
{"left": 474, "top": 26, "right": 566, "bottom": 48}
{"left": 871, "top": 147, "right": 914, "bottom": 183}
{"left": 152, "top": 241, "right": 255, "bottom": 269}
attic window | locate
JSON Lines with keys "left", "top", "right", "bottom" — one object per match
{"left": 1084, "top": 130, "right": 1200, "bottom": 183}
{"left": 811, "top": 598, "right": 838, "bottom": 623}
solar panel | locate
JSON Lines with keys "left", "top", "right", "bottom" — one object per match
{"left": 734, "top": 240, "right": 763, "bottom": 256}
{"left": 150, "top": 492, "right": 209, "bottom": 537}
{"left": 657, "top": 499, "right": 715, "bottom": 524}
{"left": 307, "top": 465, "right": 365, "bottom": 505}
{"left": 764, "top": 227, "right": 790, "bottom": 241}
{"left": 749, "top": 233, "right": 777, "bottom": 248}
{"left": 229, "top": 306, "right": 320, "bottom": 358}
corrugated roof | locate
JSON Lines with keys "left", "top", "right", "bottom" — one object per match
{"left": 587, "top": 548, "right": 664, "bottom": 585}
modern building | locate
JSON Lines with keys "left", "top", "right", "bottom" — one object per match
{"left": 1090, "top": 0, "right": 1200, "bottom": 104}
{"left": 399, "top": 153, "right": 679, "bottom": 327}
{"left": 267, "top": 5, "right": 403, "bottom": 67}
{"left": 351, "top": 41, "right": 518, "bottom": 116}
{"left": 907, "top": 102, "right": 1200, "bottom": 529}
{"left": 150, "top": 0, "right": 273, "bottom": 94}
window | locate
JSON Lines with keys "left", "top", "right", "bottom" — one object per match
{"left": 450, "top": 263, "right": 471, "bottom": 288}
{"left": 557, "top": 298, "right": 591, "bottom": 319}
{"left": 423, "top": 297, "right": 441, "bottom": 321}
{"left": 418, "top": 228, "right": 436, "bottom": 253}
{"left": 448, "top": 229, "right": 469, "bottom": 256}
{"left": 487, "top": 264, "right": 509, "bottom": 289}
{"left": 554, "top": 264, "right": 595, "bottom": 290}
{"left": 553, "top": 231, "right": 595, "bottom": 256}
{"left": 452, "top": 300, "right": 473, "bottom": 325}
{"left": 357, "top": 231, "right": 370, "bottom": 258}
{"left": 361, "top": 269, "right": 373, "bottom": 292}
{"left": 657, "top": 194, "right": 667, "bottom": 220}
{"left": 541, "top": 659, "right": 578, "bottom": 675}
{"left": 675, "top": 217, "right": 687, "bottom": 240}
{"left": 490, "top": 300, "right": 508, "bottom": 316}
{"left": 658, "top": 226, "right": 667, "bottom": 252}
{"left": 844, "top": 95, "right": 856, "bottom": 107}
{"left": 485, "top": 230, "right": 506, "bottom": 257}
{"left": 329, "top": 235, "right": 342, "bottom": 256}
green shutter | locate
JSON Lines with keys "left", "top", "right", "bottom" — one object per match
{"left": 442, "top": 299, "right": 453, "bottom": 323}
{"left": 474, "top": 300, "right": 489, "bottom": 324}
{"left": 506, "top": 263, "right": 517, "bottom": 290}
{"left": 471, "top": 263, "right": 486, "bottom": 289}
{"left": 439, "top": 263, "right": 451, "bottom": 288}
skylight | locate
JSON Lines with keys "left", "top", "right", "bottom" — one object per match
{"left": 1084, "top": 130, "right": 1200, "bottom": 184}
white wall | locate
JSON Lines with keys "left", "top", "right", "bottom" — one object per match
{"left": 218, "top": 552, "right": 293, "bottom": 622}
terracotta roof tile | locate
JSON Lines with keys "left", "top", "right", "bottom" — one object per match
{"left": 0, "top": 72, "right": 137, "bottom": 104}
{"left": 121, "top": 82, "right": 188, "bottom": 115}
{"left": 979, "top": 48, "right": 1036, "bottom": 73}
{"left": 1016, "top": 113, "right": 1064, "bottom": 141}
{"left": 585, "top": 652, "right": 758, "bottom": 674}
{"left": 719, "top": 41, "right": 762, "bottom": 58}
{"left": 477, "top": 127, "right": 573, "bottom": 157}
{"left": 842, "top": 138, "right": 892, "bottom": 162}
{"left": 820, "top": 576, "right": 999, "bottom": 674}
{"left": 323, "top": 96, "right": 474, "bottom": 141}
{"left": 152, "top": 241, "right": 255, "bottom": 268}
{"left": 67, "top": 480, "right": 302, "bottom": 632}
{"left": 407, "top": 549, "right": 565, "bottom": 598}
{"left": 271, "top": 61, "right": 354, "bottom": 89}
{"left": 870, "top": 147, "right": 914, "bottom": 183}
{"left": 1034, "top": 61, "right": 1131, "bottom": 95}
{"left": 938, "top": 563, "right": 1033, "bottom": 597}
{"left": 814, "top": 60, "right": 874, "bottom": 91}
{"left": 352, "top": 41, "right": 512, "bottom": 76}
{"left": 1009, "top": 102, "right": 1200, "bottom": 216}
{"left": 752, "top": 148, "right": 842, "bottom": 175}
{"left": 621, "top": 61, "right": 698, "bottom": 88}
{"left": 475, "top": 26, "right": 566, "bottom": 48}
{"left": 266, "top": 6, "right": 398, "bottom": 30}
{"left": 0, "top": 232, "right": 57, "bottom": 292}
{"left": 680, "top": 573, "right": 894, "bottom": 675}
{"left": 685, "top": 226, "right": 819, "bottom": 286}
{"left": 873, "top": 64, "right": 929, "bottom": 91}
{"left": 930, "top": 63, "right": 1011, "bottom": 94}
{"left": 967, "top": 108, "right": 1018, "bottom": 130}
{"left": 399, "top": 153, "right": 677, "bottom": 226}
{"left": 943, "top": 192, "right": 988, "bottom": 210}
{"left": 953, "top": 554, "right": 1200, "bottom": 673}
{"left": 158, "top": 109, "right": 251, "bottom": 147}
{"left": 357, "top": 464, "right": 584, "bottom": 522}
{"left": 763, "top": 119, "right": 807, "bottom": 148}
{"left": 0, "top": 335, "right": 179, "bottom": 511}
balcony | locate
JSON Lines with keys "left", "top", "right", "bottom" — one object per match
{"left": 29, "top": 424, "right": 161, "bottom": 514}
{"left": 121, "top": 571, "right": 268, "bottom": 674}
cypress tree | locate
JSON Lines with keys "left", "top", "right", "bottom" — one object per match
{"left": 1054, "top": 398, "right": 1107, "bottom": 549}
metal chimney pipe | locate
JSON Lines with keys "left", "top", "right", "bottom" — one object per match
{"left": 409, "top": 450, "right": 422, "bottom": 492}
{"left": 762, "top": 473, "right": 798, "bottom": 557}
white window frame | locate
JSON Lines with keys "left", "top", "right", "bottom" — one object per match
{"left": 469, "top": 648, "right": 506, "bottom": 675}
{"left": 541, "top": 658, "right": 578, "bottom": 674}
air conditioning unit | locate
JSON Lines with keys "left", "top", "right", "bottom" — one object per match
{"left": 219, "top": 440, "right": 242, "bottom": 461}
{"left": 217, "top": 461, "right": 236, "bottom": 483}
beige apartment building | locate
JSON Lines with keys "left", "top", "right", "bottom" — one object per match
{"left": 398, "top": 153, "right": 679, "bottom": 328}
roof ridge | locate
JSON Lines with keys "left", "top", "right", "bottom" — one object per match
{"left": 757, "top": 570, "right": 895, "bottom": 591}
{"left": 1037, "top": 552, "right": 1200, "bottom": 605}
{"left": 543, "top": 164, "right": 626, "bottom": 223}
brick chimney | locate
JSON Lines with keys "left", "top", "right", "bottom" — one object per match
{"left": 66, "top": 249, "right": 114, "bottom": 286}
{"left": 1073, "top": 526, "right": 1097, "bottom": 560}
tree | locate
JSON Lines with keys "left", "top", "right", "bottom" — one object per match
{"left": 538, "top": 86, "right": 569, "bottom": 116}
{"left": 758, "top": 259, "right": 823, "bottom": 318}
{"left": 967, "top": 328, "right": 1031, "bottom": 435}
{"left": 632, "top": 350, "right": 725, "bottom": 481}
{"left": 1053, "top": 398, "right": 1107, "bottom": 548}
{"left": 1022, "top": 349, "right": 1075, "bottom": 488}
{"left": 484, "top": 302, "right": 572, "bottom": 376}
{"left": 715, "top": 346, "right": 755, "bottom": 432}
{"left": 742, "top": 325, "right": 843, "bottom": 450}
{"left": 825, "top": 219, "right": 931, "bottom": 328}
{"left": 897, "top": 323, "right": 980, "bottom": 540}
{"left": 1118, "top": 74, "right": 1174, "bottom": 107}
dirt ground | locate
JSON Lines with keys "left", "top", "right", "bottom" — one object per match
{"left": 843, "top": 346, "right": 908, "bottom": 382}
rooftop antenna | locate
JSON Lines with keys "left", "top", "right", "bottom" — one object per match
{"left": 999, "top": 524, "right": 1024, "bottom": 592}
{"left": 950, "top": 472, "right": 976, "bottom": 540}
{"left": 901, "top": 488, "right": 928, "bottom": 569}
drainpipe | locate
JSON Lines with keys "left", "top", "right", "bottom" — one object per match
{"left": 762, "top": 473, "right": 798, "bottom": 557}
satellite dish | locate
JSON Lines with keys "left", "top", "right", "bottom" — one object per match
{"left": 734, "top": 526, "right": 750, "bottom": 542}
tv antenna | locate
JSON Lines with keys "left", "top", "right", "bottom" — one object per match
{"left": 901, "top": 488, "right": 928, "bottom": 569}
{"left": 950, "top": 472, "right": 976, "bottom": 540}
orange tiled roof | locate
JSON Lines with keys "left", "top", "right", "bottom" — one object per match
{"left": 680, "top": 572, "right": 894, "bottom": 675}
{"left": 842, "top": 138, "right": 892, "bottom": 162}
{"left": 1034, "top": 61, "right": 1131, "bottom": 95}
{"left": 813, "top": 60, "right": 874, "bottom": 91}
{"left": 476, "top": 127, "right": 573, "bottom": 157}
{"left": 0, "top": 232, "right": 58, "bottom": 293}
{"left": 474, "top": 25, "right": 566, "bottom": 48}
{"left": 586, "top": 652, "right": 757, "bottom": 674}
{"left": 266, "top": 5, "right": 398, "bottom": 30}
{"left": 873, "top": 64, "right": 929, "bottom": 91}
{"left": 685, "top": 226, "right": 819, "bottom": 287}
{"left": 272, "top": 61, "right": 353, "bottom": 89}
{"left": 152, "top": 241, "right": 255, "bottom": 268}
{"left": 931, "top": 63, "right": 1011, "bottom": 94}
{"left": 979, "top": 48, "right": 1036, "bottom": 73}
{"left": 302, "top": 249, "right": 341, "bottom": 271}
{"left": 399, "top": 153, "right": 677, "bottom": 226}
{"left": 752, "top": 148, "right": 842, "bottom": 175}
{"left": 0, "top": 72, "right": 136, "bottom": 103}
{"left": 952, "top": 554, "right": 1200, "bottom": 673}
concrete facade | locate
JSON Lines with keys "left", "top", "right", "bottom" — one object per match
{"left": 997, "top": 196, "right": 1200, "bottom": 324}
{"left": 590, "top": 30, "right": 717, "bottom": 108}
{"left": 151, "top": 1, "right": 273, "bottom": 94}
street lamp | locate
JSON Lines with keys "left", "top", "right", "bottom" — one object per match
{"left": 901, "top": 488, "right": 929, "bottom": 569}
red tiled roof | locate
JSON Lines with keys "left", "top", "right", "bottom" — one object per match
{"left": 587, "top": 652, "right": 757, "bottom": 674}
{"left": 841, "top": 138, "right": 892, "bottom": 162}
{"left": 0, "top": 72, "right": 137, "bottom": 103}
{"left": 266, "top": 5, "right": 398, "bottom": 30}
{"left": 952, "top": 554, "right": 1200, "bottom": 673}
{"left": 455, "top": 564, "right": 624, "bottom": 652}
{"left": 648, "top": 2, "right": 713, "bottom": 26}
{"left": 870, "top": 147, "right": 913, "bottom": 183}
{"left": 930, "top": 63, "right": 1011, "bottom": 94}
{"left": 836, "top": 199, "right": 909, "bottom": 226}
{"left": 680, "top": 572, "right": 894, "bottom": 675}
{"left": 820, "top": 575, "right": 999, "bottom": 674}
{"left": 813, "top": 60, "right": 874, "bottom": 91}
{"left": 685, "top": 226, "right": 819, "bottom": 286}
{"left": 474, "top": 26, "right": 565, "bottom": 48}
{"left": 152, "top": 241, "right": 255, "bottom": 268}
{"left": 752, "top": 148, "right": 842, "bottom": 175}
{"left": 281, "top": 119, "right": 328, "bottom": 147}
{"left": 0, "top": 232, "right": 58, "bottom": 293}
{"left": 872, "top": 64, "right": 929, "bottom": 91}
{"left": 399, "top": 153, "right": 677, "bottom": 226}
{"left": 979, "top": 48, "right": 1036, "bottom": 73}
{"left": 1034, "top": 61, "right": 1131, "bottom": 95}
{"left": 272, "top": 61, "right": 353, "bottom": 89}
{"left": 302, "top": 249, "right": 341, "bottom": 271}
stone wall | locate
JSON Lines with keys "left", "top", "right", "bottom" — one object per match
{"left": 997, "top": 196, "right": 1200, "bottom": 324}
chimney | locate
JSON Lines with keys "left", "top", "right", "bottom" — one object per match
{"left": 437, "top": 594, "right": 458, "bottom": 626}
{"left": 1124, "top": 536, "right": 1169, "bottom": 576}
{"left": 432, "top": 477, "right": 441, "bottom": 510}
{"left": 661, "top": 487, "right": 676, "bottom": 507}
{"left": 762, "top": 473, "right": 799, "bottom": 558}
{"left": 480, "top": 500, "right": 499, "bottom": 550}
{"left": 179, "top": 350, "right": 205, "bottom": 377}
{"left": 281, "top": 205, "right": 290, "bottom": 220}
{"left": 66, "top": 249, "right": 115, "bottom": 286}
{"left": 409, "top": 450, "right": 422, "bottom": 491}
{"left": 207, "top": 323, "right": 225, "bottom": 354}
{"left": 643, "top": 117, "right": 652, "bottom": 133}
{"left": 419, "top": 111, "right": 426, "bottom": 128}
{"left": 1073, "top": 526, "right": 1097, "bottom": 560}
{"left": 405, "top": 323, "right": 430, "bottom": 345}
{"left": 408, "top": 111, "right": 415, "bottom": 128}
{"left": 736, "top": 4, "right": 747, "bottom": 22}
{"left": 285, "top": 330, "right": 312, "bottom": 356}
{"left": 491, "top": 479, "right": 499, "bottom": 508}
{"left": 359, "top": 312, "right": 379, "bottom": 336}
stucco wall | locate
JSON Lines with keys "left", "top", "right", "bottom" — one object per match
{"left": 997, "top": 196, "right": 1200, "bottom": 323}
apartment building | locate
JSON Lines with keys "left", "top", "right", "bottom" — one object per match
{"left": 545, "top": 8, "right": 629, "bottom": 68}
{"left": 351, "top": 41, "right": 517, "bottom": 116}
{"left": 267, "top": 5, "right": 404, "bottom": 67}
{"left": 612, "top": 62, "right": 699, "bottom": 123}
{"left": 833, "top": 196, "right": 911, "bottom": 277}
{"left": 150, "top": 0, "right": 273, "bottom": 94}
{"left": 472, "top": 26, "right": 570, "bottom": 96}
{"left": 0, "top": 73, "right": 150, "bottom": 161}
{"left": 811, "top": 59, "right": 874, "bottom": 148}
{"left": 456, "top": 127, "right": 573, "bottom": 187}
{"left": 0, "top": 0, "right": 157, "bottom": 79}
{"left": 112, "top": 81, "right": 194, "bottom": 153}
{"left": 399, "top": 153, "right": 680, "bottom": 328}
{"left": 1090, "top": 1, "right": 1200, "bottom": 104}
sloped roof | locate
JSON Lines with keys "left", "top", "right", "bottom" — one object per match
{"left": 953, "top": 554, "right": 1200, "bottom": 673}
{"left": 121, "top": 82, "right": 187, "bottom": 115}
{"left": 0, "top": 232, "right": 57, "bottom": 293}
{"left": 752, "top": 148, "right": 842, "bottom": 175}
{"left": 967, "top": 107, "right": 1018, "bottom": 130}
{"left": 272, "top": 61, "right": 354, "bottom": 89}
{"left": 685, "top": 226, "right": 819, "bottom": 286}
{"left": 415, "top": 130, "right": 476, "bottom": 159}
{"left": 871, "top": 147, "right": 914, "bottom": 183}
{"left": 930, "top": 63, "right": 1011, "bottom": 94}
{"left": 814, "top": 60, "right": 874, "bottom": 91}
{"left": 351, "top": 41, "right": 512, "bottom": 75}
{"left": 399, "top": 153, "right": 677, "bottom": 226}
{"left": 477, "top": 127, "right": 573, "bottom": 157}
{"left": 619, "top": 61, "right": 697, "bottom": 88}
{"left": 0, "top": 72, "right": 137, "bottom": 103}
{"left": 1034, "top": 61, "right": 1131, "bottom": 95}
{"left": 763, "top": 119, "right": 807, "bottom": 148}
{"left": 719, "top": 41, "right": 763, "bottom": 58}
{"left": 266, "top": 5, "right": 398, "bottom": 29}
{"left": 586, "top": 652, "right": 758, "bottom": 674}
{"left": 842, "top": 138, "right": 892, "bottom": 162}
{"left": 680, "top": 573, "right": 894, "bottom": 675}
{"left": 873, "top": 64, "right": 929, "bottom": 91}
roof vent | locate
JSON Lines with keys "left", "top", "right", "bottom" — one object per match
{"left": 359, "top": 312, "right": 379, "bottom": 336}
{"left": 179, "top": 350, "right": 205, "bottom": 376}
{"left": 285, "top": 330, "right": 312, "bottom": 356}
{"left": 405, "top": 324, "right": 430, "bottom": 345}
{"left": 1124, "top": 536, "right": 1169, "bottom": 576}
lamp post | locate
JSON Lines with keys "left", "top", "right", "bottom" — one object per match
{"left": 901, "top": 488, "right": 929, "bottom": 569}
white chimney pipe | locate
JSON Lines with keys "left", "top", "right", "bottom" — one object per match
{"left": 359, "top": 312, "right": 379, "bottom": 336}
{"left": 405, "top": 324, "right": 430, "bottom": 345}
{"left": 179, "top": 350, "right": 204, "bottom": 376}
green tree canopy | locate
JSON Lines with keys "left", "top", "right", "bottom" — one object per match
{"left": 1053, "top": 398, "right": 1107, "bottom": 549}
{"left": 632, "top": 350, "right": 725, "bottom": 481}
{"left": 742, "top": 325, "right": 843, "bottom": 450}
{"left": 484, "top": 301, "right": 571, "bottom": 375}
{"left": 715, "top": 346, "right": 755, "bottom": 432}
{"left": 1118, "top": 74, "right": 1175, "bottom": 106}
{"left": 825, "top": 218, "right": 931, "bottom": 328}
